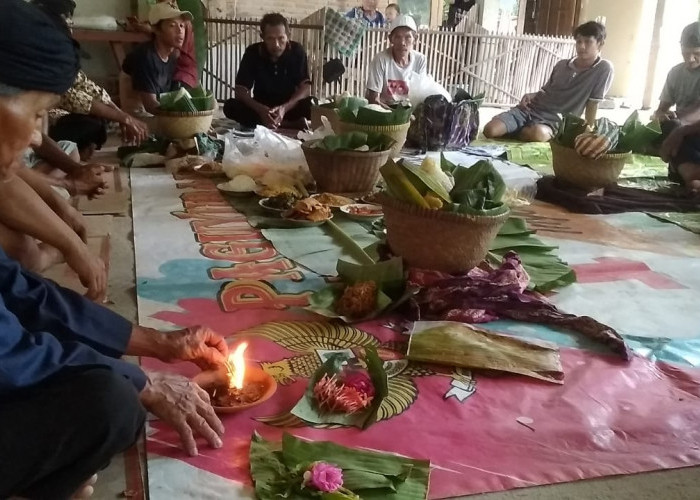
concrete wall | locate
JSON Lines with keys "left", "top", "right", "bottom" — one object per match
{"left": 579, "top": 0, "right": 657, "bottom": 105}
{"left": 73, "top": 0, "right": 137, "bottom": 86}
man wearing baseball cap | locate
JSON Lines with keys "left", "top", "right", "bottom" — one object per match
{"left": 122, "top": 2, "right": 193, "bottom": 113}
{"left": 366, "top": 14, "right": 427, "bottom": 105}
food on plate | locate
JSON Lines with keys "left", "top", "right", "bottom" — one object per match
{"left": 265, "top": 192, "right": 300, "bottom": 210}
{"left": 284, "top": 197, "right": 332, "bottom": 222}
{"left": 335, "top": 281, "right": 378, "bottom": 318}
{"left": 312, "top": 192, "right": 355, "bottom": 207}
{"left": 221, "top": 174, "right": 257, "bottom": 192}
{"left": 345, "top": 204, "right": 383, "bottom": 217}
{"left": 257, "top": 185, "right": 301, "bottom": 198}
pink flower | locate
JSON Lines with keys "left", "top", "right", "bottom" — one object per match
{"left": 342, "top": 371, "right": 375, "bottom": 398}
{"left": 304, "top": 462, "right": 343, "bottom": 492}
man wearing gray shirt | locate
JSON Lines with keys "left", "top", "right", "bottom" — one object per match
{"left": 483, "top": 21, "right": 613, "bottom": 142}
{"left": 654, "top": 22, "right": 700, "bottom": 126}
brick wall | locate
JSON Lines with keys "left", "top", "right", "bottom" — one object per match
{"left": 208, "top": 0, "right": 391, "bottom": 22}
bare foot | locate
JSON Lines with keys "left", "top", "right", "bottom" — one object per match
{"left": 34, "top": 242, "right": 64, "bottom": 272}
{"left": 71, "top": 474, "right": 98, "bottom": 499}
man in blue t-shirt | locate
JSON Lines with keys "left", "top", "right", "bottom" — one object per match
{"left": 122, "top": 2, "right": 192, "bottom": 114}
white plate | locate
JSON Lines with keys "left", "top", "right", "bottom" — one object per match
{"left": 340, "top": 203, "right": 384, "bottom": 220}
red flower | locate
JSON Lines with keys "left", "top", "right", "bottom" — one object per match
{"left": 313, "top": 374, "right": 374, "bottom": 414}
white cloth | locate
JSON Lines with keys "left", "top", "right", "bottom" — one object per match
{"left": 366, "top": 48, "right": 427, "bottom": 104}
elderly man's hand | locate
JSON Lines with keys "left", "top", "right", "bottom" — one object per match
{"left": 67, "top": 166, "right": 107, "bottom": 199}
{"left": 64, "top": 244, "right": 107, "bottom": 301}
{"left": 159, "top": 326, "right": 229, "bottom": 370}
{"left": 140, "top": 372, "right": 224, "bottom": 456}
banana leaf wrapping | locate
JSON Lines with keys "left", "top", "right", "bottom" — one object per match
{"left": 158, "top": 86, "right": 216, "bottom": 112}
{"left": 407, "top": 321, "right": 564, "bottom": 383}
{"left": 338, "top": 102, "right": 413, "bottom": 126}
{"left": 442, "top": 157, "right": 509, "bottom": 216}
{"left": 618, "top": 111, "right": 662, "bottom": 154}
{"left": 556, "top": 111, "right": 662, "bottom": 155}
{"left": 250, "top": 432, "right": 431, "bottom": 499}
{"left": 313, "top": 131, "right": 396, "bottom": 152}
{"left": 290, "top": 348, "right": 389, "bottom": 428}
{"left": 403, "top": 251, "right": 630, "bottom": 360}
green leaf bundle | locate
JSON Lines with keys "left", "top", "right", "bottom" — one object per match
{"left": 249, "top": 432, "right": 431, "bottom": 500}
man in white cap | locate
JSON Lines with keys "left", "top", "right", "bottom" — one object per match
{"left": 122, "top": 2, "right": 193, "bottom": 113}
{"left": 366, "top": 14, "right": 427, "bottom": 106}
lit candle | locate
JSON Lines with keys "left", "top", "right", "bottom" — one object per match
{"left": 226, "top": 341, "right": 248, "bottom": 390}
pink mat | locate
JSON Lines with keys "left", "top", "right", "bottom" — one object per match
{"left": 144, "top": 313, "right": 700, "bottom": 499}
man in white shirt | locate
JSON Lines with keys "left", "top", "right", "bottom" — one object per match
{"left": 365, "top": 14, "right": 427, "bottom": 105}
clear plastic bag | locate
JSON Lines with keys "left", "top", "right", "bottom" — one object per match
{"left": 408, "top": 73, "right": 452, "bottom": 108}
{"left": 222, "top": 126, "right": 311, "bottom": 185}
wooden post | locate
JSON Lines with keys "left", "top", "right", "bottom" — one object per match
{"left": 643, "top": 0, "right": 666, "bottom": 110}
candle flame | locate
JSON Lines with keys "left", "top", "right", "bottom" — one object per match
{"left": 227, "top": 342, "right": 248, "bottom": 390}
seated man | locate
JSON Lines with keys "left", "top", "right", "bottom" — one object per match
{"left": 127, "top": 0, "right": 207, "bottom": 90}
{"left": 0, "top": 4, "right": 227, "bottom": 498}
{"left": 223, "top": 13, "right": 312, "bottom": 130}
{"left": 365, "top": 15, "right": 427, "bottom": 106}
{"left": 654, "top": 22, "right": 700, "bottom": 191}
{"left": 31, "top": 0, "right": 149, "bottom": 158}
{"left": 122, "top": 2, "right": 192, "bottom": 114}
{"left": 346, "top": 0, "right": 385, "bottom": 26}
{"left": 653, "top": 22, "right": 700, "bottom": 127}
{"left": 483, "top": 21, "right": 613, "bottom": 142}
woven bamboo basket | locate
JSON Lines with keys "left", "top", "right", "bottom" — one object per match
{"left": 338, "top": 121, "right": 411, "bottom": 158}
{"left": 378, "top": 193, "right": 510, "bottom": 273}
{"left": 550, "top": 141, "right": 631, "bottom": 190}
{"left": 302, "top": 139, "right": 393, "bottom": 194}
{"left": 310, "top": 106, "right": 341, "bottom": 132}
{"left": 153, "top": 109, "right": 214, "bottom": 139}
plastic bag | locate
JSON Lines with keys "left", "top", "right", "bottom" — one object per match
{"left": 408, "top": 73, "right": 451, "bottom": 108}
{"left": 222, "top": 126, "right": 311, "bottom": 185}
{"left": 297, "top": 115, "right": 336, "bottom": 141}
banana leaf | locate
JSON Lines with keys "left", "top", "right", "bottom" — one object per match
{"left": 337, "top": 253, "right": 405, "bottom": 294}
{"left": 555, "top": 114, "right": 588, "bottom": 148}
{"left": 290, "top": 348, "right": 388, "bottom": 429}
{"left": 315, "top": 132, "right": 395, "bottom": 152}
{"left": 489, "top": 217, "right": 576, "bottom": 293}
{"left": 337, "top": 96, "right": 368, "bottom": 113}
{"left": 617, "top": 110, "right": 662, "bottom": 153}
{"left": 406, "top": 321, "right": 564, "bottom": 384}
{"left": 447, "top": 159, "right": 509, "bottom": 215}
{"left": 306, "top": 285, "right": 394, "bottom": 323}
{"left": 158, "top": 86, "right": 215, "bottom": 112}
{"left": 339, "top": 103, "right": 413, "bottom": 126}
{"left": 249, "top": 432, "right": 430, "bottom": 500}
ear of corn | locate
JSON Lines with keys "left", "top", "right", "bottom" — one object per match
{"left": 380, "top": 160, "right": 431, "bottom": 208}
